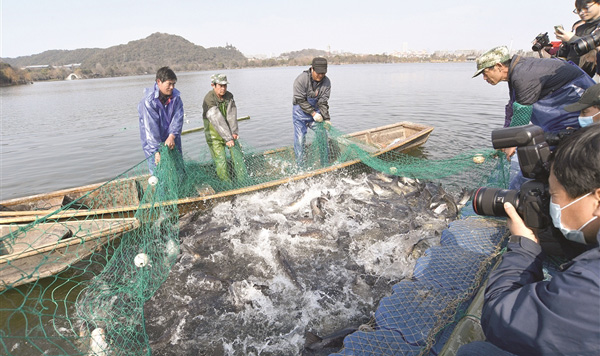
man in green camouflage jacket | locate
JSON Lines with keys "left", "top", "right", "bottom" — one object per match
{"left": 202, "top": 74, "right": 247, "bottom": 182}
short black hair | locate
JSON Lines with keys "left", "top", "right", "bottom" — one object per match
{"left": 576, "top": 0, "right": 599, "bottom": 10}
{"left": 550, "top": 124, "right": 600, "bottom": 198}
{"left": 156, "top": 66, "right": 177, "bottom": 82}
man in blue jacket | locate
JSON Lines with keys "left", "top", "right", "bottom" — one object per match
{"left": 458, "top": 124, "right": 600, "bottom": 356}
{"left": 138, "top": 66, "right": 184, "bottom": 174}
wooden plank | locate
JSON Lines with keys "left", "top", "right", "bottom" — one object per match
{"left": 0, "top": 218, "right": 140, "bottom": 290}
{"left": 0, "top": 122, "right": 434, "bottom": 224}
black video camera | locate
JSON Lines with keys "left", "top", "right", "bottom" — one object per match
{"left": 473, "top": 125, "right": 552, "bottom": 229}
{"left": 532, "top": 32, "right": 550, "bottom": 52}
{"left": 573, "top": 28, "right": 600, "bottom": 56}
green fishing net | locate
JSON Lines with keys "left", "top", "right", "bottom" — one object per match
{"left": 0, "top": 122, "right": 509, "bottom": 355}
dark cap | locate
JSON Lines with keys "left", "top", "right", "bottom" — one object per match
{"left": 565, "top": 83, "right": 600, "bottom": 112}
{"left": 312, "top": 57, "right": 328, "bottom": 74}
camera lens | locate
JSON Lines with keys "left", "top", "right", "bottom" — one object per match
{"left": 574, "top": 31, "right": 600, "bottom": 56}
{"left": 472, "top": 187, "right": 520, "bottom": 217}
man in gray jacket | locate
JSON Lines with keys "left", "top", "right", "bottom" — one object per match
{"left": 292, "top": 57, "right": 331, "bottom": 166}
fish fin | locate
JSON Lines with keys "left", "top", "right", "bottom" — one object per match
{"left": 304, "top": 331, "right": 322, "bottom": 347}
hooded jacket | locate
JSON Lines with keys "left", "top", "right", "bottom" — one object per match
{"left": 481, "top": 231, "right": 600, "bottom": 355}
{"left": 138, "top": 83, "right": 184, "bottom": 158}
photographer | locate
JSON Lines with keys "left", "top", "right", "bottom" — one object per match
{"left": 556, "top": 0, "right": 600, "bottom": 78}
{"left": 458, "top": 124, "right": 600, "bottom": 356}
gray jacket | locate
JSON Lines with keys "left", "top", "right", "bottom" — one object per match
{"left": 292, "top": 69, "right": 331, "bottom": 120}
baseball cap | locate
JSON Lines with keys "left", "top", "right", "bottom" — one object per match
{"left": 211, "top": 74, "right": 229, "bottom": 85}
{"left": 312, "top": 57, "right": 328, "bottom": 74}
{"left": 472, "top": 46, "right": 511, "bottom": 78}
{"left": 564, "top": 83, "right": 600, "bottom": 112}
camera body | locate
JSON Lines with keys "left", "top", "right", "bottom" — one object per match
{"left": 573, "top": 29, "right": 600, "bottom": 56}
{"left": 473, "top": 125, "right": 552, "bottom": 229}
{"left": 532, "top": 32, "right": 551, "bottom": 52}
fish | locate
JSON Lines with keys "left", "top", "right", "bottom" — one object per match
{"left": 276, "top": 248, "right": 303, "bottom": 290}
{"left": 89, "top": 328, "right": 109, "bottom": 356}
{"left": 310, "top": 196, "right": 328, "bottom": 221}
{"left": 456, "top": 188, "right": 473, "bottom": 210}
{"left": 304, "top": 327, "right": 358, "bottom": 351}
{"left": 366, "top": 180, "right": 389, "bottom": 197}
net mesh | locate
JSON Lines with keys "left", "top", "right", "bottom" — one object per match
{"left": 0, "top": 122, "right": 510, "bottom": 355}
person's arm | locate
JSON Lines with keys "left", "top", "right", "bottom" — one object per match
{"left": 481, "top": 203, "right": 600, "bottom": 355}
{"left": 165, "top": 95, "right": 184, "bottom": 150}
{"left": 205, "top": 94, "right": 234, "bottom": 142}
{"left": 138, "top": 98, "right": 162, "bottom": 158}
{"left": 293, "top": 72, "right": 316, "bottom": 116}
{"left": 226, "top": 96, "right": 238, "bottom": 136}
{"left": 317, "top": 78, "right": 331, "bottom": 120}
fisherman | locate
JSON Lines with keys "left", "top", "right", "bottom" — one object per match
{"left": 473, "top": 45, "right": 595, "bottom": 136}
{"left": 138, "top": 66, "right": 184, "bottom": 174}
{"left": 564, "top": 82, "right": 600, "bottom": 126}
{"left": 202, "top": 74, "right": 247, "bottom": 183}
{"left": 457, "top": 124, "right": 600, "bottom": 356}
{"left": 473, "top": 46, "right": 595, "bottom": 190}
{"left": 292, "top": 57, "right": 331, "bottom": 167}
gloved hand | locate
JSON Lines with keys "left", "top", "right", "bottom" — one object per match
{"left": 313, "top": 113, "right": 323, "bottom": 122}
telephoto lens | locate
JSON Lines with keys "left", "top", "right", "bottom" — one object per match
{"left": 472, "top": 187, "right": 520, "bottom": 218}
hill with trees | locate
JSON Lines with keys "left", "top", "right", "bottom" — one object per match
{"left": 1, "top": 33, "right": 248, "bottom": 81}
{"left": 1, "top": 32, "right": 475, "bottom": 84}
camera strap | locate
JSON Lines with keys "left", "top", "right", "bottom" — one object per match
{"left": 508, "top": 55, "right": 522, "bottom": 78}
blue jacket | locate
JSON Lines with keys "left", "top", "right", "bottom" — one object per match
{"left": 481, "top": 232, "right": 600, "bottom": 355}
{"left": 506, "top": 56, "right": 595, "bottom": 132}
{"left": 138, "top": 83, "right": 184, "bottom": 160}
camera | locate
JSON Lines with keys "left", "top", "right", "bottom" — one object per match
{"left": 472, "top": 125, "right": 552, "bottom": 229}
{"left": 532, "top": 32, "right": 550, "bottom": 52}
{"left": 573, "top": 29, "right": 600, "bottom": 56}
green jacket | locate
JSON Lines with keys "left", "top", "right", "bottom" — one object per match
{"left": 202, "top": 90, "right": 238, "bottom": 142}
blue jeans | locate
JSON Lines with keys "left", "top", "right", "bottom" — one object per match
{"left": 292, "top": 104, "right": 328, "bottom": 167}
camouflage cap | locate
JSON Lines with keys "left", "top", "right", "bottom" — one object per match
{"left": 472, "top": 46, "right": 510, "bottom": 78}
{"left": 211, "top": 73, "right": 229, "bottom": 85}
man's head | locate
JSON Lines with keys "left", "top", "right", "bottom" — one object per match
{"left": 575, "top": 0, "right": 600, "bottom": 22}
{"left": 211, "top": 73, "right": 229, "bottom": 98}
{"left": 549, "top": 124, "right": 600, "bottom": 244}
{"left": 156, "top": 67, "right": 177, "bottom": 96}
{"left": 472, "top": 46, "right": 511, "bottom": 85}
{"left": 311, "top": 57, "right": 327, "bottom": 82}
{"left": 565, "top": 83, "right": 600, "bottom": 125}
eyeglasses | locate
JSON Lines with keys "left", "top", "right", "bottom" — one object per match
{"left": 574, "top": 2, "right": 597, "bottom": 14}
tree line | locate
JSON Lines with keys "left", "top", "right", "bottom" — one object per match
{"left": 1, "top": 33, "right": 472, "bottom": 85}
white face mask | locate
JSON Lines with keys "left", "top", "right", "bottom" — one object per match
{"left": 578, "top": 110, "right": 600, "bottom": 128}
{"left": 549, "top": 192, "right": 598, "bottom": 244}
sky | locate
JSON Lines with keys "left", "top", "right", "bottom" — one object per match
{"left": 0, "top": 0, "right": 583, "bottom": 58}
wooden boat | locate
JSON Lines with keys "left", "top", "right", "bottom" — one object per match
{"left": 0, "top": 121, "right": 433, "bottom": 224}
{"left": 0, "top": 218, "right": 140, "bottom": 290}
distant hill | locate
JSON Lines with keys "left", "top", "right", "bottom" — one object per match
{"left": 1, "top": 33, "right": 248, "bottom": 78}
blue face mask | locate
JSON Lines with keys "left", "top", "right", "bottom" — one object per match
{"left": 578, "top": 111, "right": 600, "bottom": 128}
{"left": 549, "top": 192, "right": 598, "bottom": 244}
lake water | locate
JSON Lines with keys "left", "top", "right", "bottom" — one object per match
{"left": 0, "top": 63, "right": 508, "bottom": 200}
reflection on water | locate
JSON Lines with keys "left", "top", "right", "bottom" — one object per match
{"left": 1, "top": 63, "right": 507, "bottom": 200}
